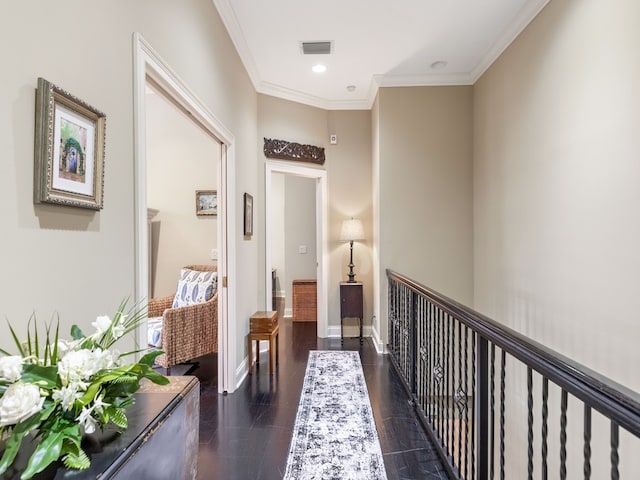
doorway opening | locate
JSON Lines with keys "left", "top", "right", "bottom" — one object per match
{"left": 133, "top": 33, "right": 238, "bottom": 393}
{"left": 144, "top": 80, "right": 221, "bottom": 299}
{"left": 265, "top": 160, "right": 328, "bottom": 338}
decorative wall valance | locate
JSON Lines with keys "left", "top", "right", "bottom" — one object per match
{"left": 263, "top": 138, "right": 325, "bottom": 165}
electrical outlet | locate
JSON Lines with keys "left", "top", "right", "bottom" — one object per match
{"left": 210, "top": 248, "right": 218, "bottom": 260}
{"left": 298, "top": 245, "right": 307, "bottom": 254}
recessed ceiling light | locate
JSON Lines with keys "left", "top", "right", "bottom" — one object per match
{"left": 312, "top": 64, "right": 327, "bottom": 73}
{"left": 430, "top": 60, "right": 448, "bottom": 70}
{"left": 346, "top": 85, "right": 356, "bottom": 92}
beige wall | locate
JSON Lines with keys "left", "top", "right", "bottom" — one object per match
{"left": 326, "top": 110, "right": 374, "bottom": 335}
{"left": 474, "top": 0, "right": 640, "bottom": 392}
{"left": 283, "top": 176, "right": 317, "bottom": 312}
{"left": 376, "top": 86, "right": 474, "bottom": 343}
{"left": 256, "top": 95, "right": 327, "bottom": 314}
{"left": 269, "top": 173, "right": 317, "bottom": 313}
{"left": 257, "top": 95, "right": 373, "bottom": 334}
{"left": 474, "top": 0, "right": 640, "bottom": 476}
{"left": 0, "top": 0, "right": 257, "bottom": 369}
{"left": 146, "top": 90, "right": 219, "bottom": 298}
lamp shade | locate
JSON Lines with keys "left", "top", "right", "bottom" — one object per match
{"left": 340, "top": 218, "right": 365, "bottom": 242}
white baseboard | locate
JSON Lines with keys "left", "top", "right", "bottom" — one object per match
{"left": 236, "top": 340, "right": 272, "bottom": 389}
{"left": 235, "top": 357, "right": 249, "bottom": 391}
{"left": 327, "top": 324, "right": 373, "bottom": 339}
{"left": 370, "top": 325, "right": 386, "bottom": 353}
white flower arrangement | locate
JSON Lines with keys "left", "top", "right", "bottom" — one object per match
{"left": 0, "top": 299, "right": 168, "bottom": 479}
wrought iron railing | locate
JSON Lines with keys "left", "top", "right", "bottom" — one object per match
{"left": 387, "top": 269, "right": 640, "bottom": 480}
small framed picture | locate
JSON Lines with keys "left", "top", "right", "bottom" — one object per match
{"left": 196, "top": 190, "right": 217, "bottom": 216}
{"left": 34, "top": 77, "right": 106, "bottom": 210}
{"left": 244, "top": 192, "right": 253, "bottom": 237}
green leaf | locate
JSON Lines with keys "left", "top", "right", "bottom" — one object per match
{"left": 138, "top": 349, "right": 164, "bottom": 366}
{"left": 78, "top": 366, "right": 135, "bottom": 405}
{"left": 0, "top": 408, "right": 47, "bottom": 476}
{"left": 88, "top": 297, "right": 152, "bottom": 351}
{"left": 143, "top": 368, "right": 170, "bottom": 385}
{"left": 26, "top": 316, "right": 33, "bottom": 358}
{"left": 21, "top": 364, "right": 59, "bottom": 389}
{"left": 7, "top": 320, "right": 26, "bottom": 358}
{"left": 109, "top": 374, "right": 139, "bottom": 384}
{"left": 80, "top": 337, "right": 98, "bottom": 350}
{"left": 0, "top": 432, "right": 26, "bottom": 476}
{"left": 70, "top": 324, "right": 84, "bottom": 341}
{"left": 117, "top": 347, "right": 152, "bottom": 359}
{"left": 43, "top": 317, "right": 60, "bottom": 365}
{"left": 62, "top": 448, "right": 90, "bottom": 470}
{"left": 103, "top": 380, "right": 140, "bottom": 400}
{"left": 21, "top": 430, "right": 65, "bottom": 479}
{"left": 32, "top": 316, "right": 39, "bottom": 360}
{"left": 60, "top": 427, "right": 81, "bottom": 452}
{"left": 36, "top": 402, "right": 57, "bottom": 424}
{"left": 51, "top": 319, "right": 60, "bottom": 364}
{"left": 18, "top": 417, "right": 77, "bottom": 478}
{"left": 108, "top": 407, "right": 128, "bottom": 429}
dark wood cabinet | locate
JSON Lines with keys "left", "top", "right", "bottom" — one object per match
{"left": 340, "top": 282, "right": 363, "bottom": 342}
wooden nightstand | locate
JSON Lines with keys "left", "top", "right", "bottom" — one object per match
{"left": 340, "top": 282, "right": 363, "bottom": 342}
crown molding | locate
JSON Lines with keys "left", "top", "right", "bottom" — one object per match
{"left": 470, "top": 0, "right": 551, "bottom": 83}
{"left": 373, "top": 72, "right": 474, "bottom": 88}
{"left": 212, "top": 0, "right": 261, "bottom": 87}
{"left": 214, "top": 0, "right": 551, "bottom": 110}
{"left": 258, "top": 81, "right": 372, "bottom": 111}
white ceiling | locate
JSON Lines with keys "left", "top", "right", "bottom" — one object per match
{"left": 213, "top": 0, "right": 550, "bottom": 110}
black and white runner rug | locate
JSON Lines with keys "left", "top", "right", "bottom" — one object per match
{"left": 284, "top": 351, "right": 388, "bottom": 479}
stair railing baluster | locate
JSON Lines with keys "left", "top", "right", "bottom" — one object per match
{"left": 386, "top": 269, "right": 640, "bottom": 480}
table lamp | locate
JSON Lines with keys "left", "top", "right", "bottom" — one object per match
{"left": 339, "top": 218, "right": 365, "bottom": 282}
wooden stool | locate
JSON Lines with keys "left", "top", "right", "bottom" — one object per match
{"left": 248, "top": 311, "right": 279, "bottom": 374}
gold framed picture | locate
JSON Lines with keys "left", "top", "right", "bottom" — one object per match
{"left": 34, "top": 78, "right": 106, "bottom": 210}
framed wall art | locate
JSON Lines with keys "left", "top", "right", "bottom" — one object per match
{"left": 196, "top": 190, "right": 217, "bottom": 216}
{"left": 34, "top": 77, "right": 106, "bottom": 210}
{"left": 244, "top": 192, "right": 253, "bottom": 237}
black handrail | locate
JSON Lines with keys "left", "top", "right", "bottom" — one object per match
{"left": 386, "top": 269, "right": 640, "bottom": 479}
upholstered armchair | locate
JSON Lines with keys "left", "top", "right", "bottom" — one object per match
{"left": 148, "top": 264, "right": 218, "bottom": 372}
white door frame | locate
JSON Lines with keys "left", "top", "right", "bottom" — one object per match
{"left": 133, "top": 33, "right": 237, "bottom": 393}
{"left": 265, "top": 160, "right": 328, "bottom": 337}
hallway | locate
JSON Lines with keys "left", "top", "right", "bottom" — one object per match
{"left": 189, "top": 317, "right": 447, "bottom": 479}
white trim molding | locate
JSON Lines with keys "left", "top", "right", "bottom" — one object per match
{"left": 133, "top": 33, "right": 237, "bottom": 394}
{"left": 265, "top": 160, "right": 329, "bottom": 338}
{"left": 213, "top": 0, "right": 550, "bottom": 110}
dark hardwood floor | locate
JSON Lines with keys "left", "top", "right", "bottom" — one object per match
{"left": 183, "top": 317, "right": 447, "bottom": 479}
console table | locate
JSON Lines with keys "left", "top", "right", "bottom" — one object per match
{"left": 0, "top": 376, "right": 199, "bottom": 480}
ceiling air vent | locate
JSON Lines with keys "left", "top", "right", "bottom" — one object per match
{"left": 301, "top": 41, "right": 333, "bottom": 55}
